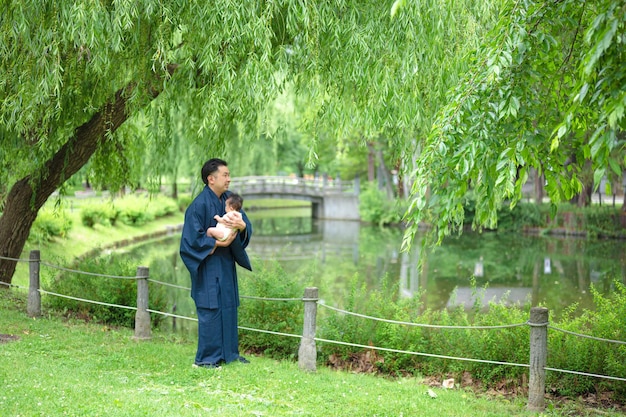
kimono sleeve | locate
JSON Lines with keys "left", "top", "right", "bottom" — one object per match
{"left": 230, "top": 210, "right": 253, "bottom": 271}
{"left": 179, "top": 201, "right": 217, "bottom": 280}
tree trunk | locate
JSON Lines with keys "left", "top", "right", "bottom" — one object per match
{"left": 533, "top": 168, "right": 544, "bottom": 204}
{"left": 0, "top": 64, "right": 177, "bottom": 286}
{"left": 367, "top": 142, "right": 376, "bottom": 182}
{"left": 0, "top": 87, "right": 131, "bottom": 286}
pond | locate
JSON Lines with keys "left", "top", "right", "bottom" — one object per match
{"left": 110, "top": 207, "right": 626, "bottom": 333}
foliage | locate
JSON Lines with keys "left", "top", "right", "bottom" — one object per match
{"left": 582, "top": 206, "right": 626, "bottom": 238}
{"left": 81, "top": 194, "right": 178, "bottom": 228}
{"left": 359, "top": 181, "right": 406, "bottom": 226}
{"left": 318, "top": 278, "right": 626, "bottom": 400}
{"left": 404, "top": 0, "right": 626, "bottom": 250}
{"left": 533, "top": 203, "right": 626, "bottom": 238}
{"left": 80, "top": 201, "right": 119, "bottom": 227}
{"left": 0, "top": 0, "right": 507, "bottom": 285}
{"left": 548, "top": 280, "right": 626, "bottom": 399}
{"left": 176, "top": 194, "right": 193, "bottom": 212}
{"left": 30, "top": 207, "right": 73, "bottom": 242}
{"left": 45, "top": 255, "right": 167, "bottom": 328}
{"left": 238, "top": 258, "right": 306, "bottom": 359}
{"left": 463, "top": 196, "right": 543, "bottom": 232}
{"left": 318, "top": 278, "right": 529, "bottom": 381}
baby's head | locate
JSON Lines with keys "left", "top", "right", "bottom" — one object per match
{"left": 225, "top": 193, "right": 243, "bottom": 212}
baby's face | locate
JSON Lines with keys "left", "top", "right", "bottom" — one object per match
{"left": 225, "top": 204, "right": 235, "bottom": 212}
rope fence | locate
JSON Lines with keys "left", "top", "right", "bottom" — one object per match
{"left": 2, "top": 250, "right": 625, "bottom": 412}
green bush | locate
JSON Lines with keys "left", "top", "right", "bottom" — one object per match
{"left": 80, "top": 201, "right": 119, "bottom": 227}
{"left": 463, "top": 196, "right": 543, "bottom": 232}
{"left": 176, "top": 194, "right": 193, "bottom": 212}
{"left": 238, "top": 259, "right": 305, "bottom": 359}
{"left": 583, "top": 206, "right": 625, "bottom": 238}
{"left": 80, "top": 195, "right": 179, "bottom": 228}
{"left": 115, "top": 195, "right": 156, "bottom": 226}
{"left": 30, "top": 208, "right": 73, "bottom": 242}
{"left": 548, "top": 280, "right": 626, "bottom": 398}
{"left": 45, "top": 255, "right": 167, "bottom": 328}
{"left": 316, "top": 277, "right": 626, "bottom": 401}
{"left": 148, "top": 195, "right": 179, "bottom": 217}
{"left": 359, "top": 182, "right": 405, "bottom": 226}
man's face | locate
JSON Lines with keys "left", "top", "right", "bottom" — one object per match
{"left": 208, "top": 165, "right": 230, "bottom": 196}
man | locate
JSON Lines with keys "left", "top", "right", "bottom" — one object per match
{"left": 179, "top": 158, "right": 252, "bottom": 368}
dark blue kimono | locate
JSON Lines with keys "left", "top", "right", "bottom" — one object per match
{"left": 179, "top": 186, "right": 252, "bottom": 365}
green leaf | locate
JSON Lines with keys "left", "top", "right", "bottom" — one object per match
{"left": 593, "top": 168, "right": 605, "bottom": 191}
{"left": 608, "top": 158, "right": 621, "bottom": 177}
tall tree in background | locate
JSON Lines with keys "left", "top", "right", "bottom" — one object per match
{"left": 403, "top": 0, "right": 626, "bottom": 248}
{"left": 0, "top": 0, "right": 502, "bottom": 285}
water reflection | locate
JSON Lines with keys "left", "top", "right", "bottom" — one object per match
{"left": 114, "top": 212, "right": 626, "bottom": 334}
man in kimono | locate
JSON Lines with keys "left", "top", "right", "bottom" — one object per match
{"left": 179, "top": 158, "right": 252, "bottom": 368}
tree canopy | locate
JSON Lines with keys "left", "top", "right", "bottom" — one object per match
{"left": 1, "top": 0, "right": 502, "bottom": 284}
{"left": 403, "top": 0, "right": 626, "bottom": 248}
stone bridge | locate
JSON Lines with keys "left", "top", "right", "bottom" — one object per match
{"left": 229, "top": 176, "right": 360, "bottom": 221}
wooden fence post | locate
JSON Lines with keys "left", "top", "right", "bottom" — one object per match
{"left": 298, "top": 287, "right": 319, "bottom": 372}
{"left": 134, "top": 266, "right": 151, "bottom": 340}
{"left": 27, "top": 250, "right": 41, "bottom": 317}
{"left": 528, "top": 306, "right": 549, "bottom": 412}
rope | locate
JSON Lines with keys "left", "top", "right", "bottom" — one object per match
{"left": 545, "top": 367, "right": 626, "bottom": 382}
{"left": 147, "top": 309, "right": 197, "bottom": 321}
{"left": 148, "top": 279, "right": 190, "bottom": 290}
{"left": 42, "top": 262, "right": 139, "bottom": 280}
{"left": 0, "top": 255, "right": 29, "bottom": 262}
{"left": 239, "top": 326, "right": 303, "bottom": 339}
{"left": 241, "top": 295, "right": 303, "bottom": 302}
{"left": 313, "top": 337, "right": 530, "bottom": 368}
{"left": 0, "top": 281, "right": 26, "bottom": 290}
{"left": 146, "top": 279, "right": 303, "bottom": 302}
{"left": 146, "top": 309, "right": 303, "bottom": 340}
{"left": 548, "top": 325, "right": 626, "bottom": 345}
{"left": 319, "top": 304, "right": 528, "bottom": 330}
{"left": 39, "top": 289, "right": 137, "bottom": 311}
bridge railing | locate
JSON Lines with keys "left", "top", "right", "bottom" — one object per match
{"left": 230, "top": 176, "right": 358, "bottom": 196}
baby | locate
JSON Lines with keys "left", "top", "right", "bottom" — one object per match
{"left": 207, "top": 193, "right": 244, "bottom": 241}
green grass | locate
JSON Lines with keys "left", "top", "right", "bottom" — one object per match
{"left": 0, "top": 292, "right": 538, "bottom": 417}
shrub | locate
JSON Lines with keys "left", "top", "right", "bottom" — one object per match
{"left": 115, "top": 195, "right": 156, "bottom": 226}
{"left": 45, "top": 255, "right": 167, "bottom": 328}
{"left": 317, "top": 277, "right": 626, "bottom": 401}
{"left": 80, "top": 201, "right": 119, "bottom": 227}
{"left": 148, "top": 194, "right": 179, "bottom": 217}
{"left": 548, "top": 280, "right": 626, "bottom": 399}
{"left": 463, "top": 196, "right": 543, "bottom": 232}
{"left": 359, "top": 182, "right": 404, "bottom": 226}
{"left": 238, "top": 259, "right": 305, "bottom": 359}
{"left": 177, "top": 194, "right": 193, "bottom": 212}
{"left": 30, "top": 208, "right": 72, "bottom": 242}
{"left": 583, "top": 206, "right": 625, "bottom": 238}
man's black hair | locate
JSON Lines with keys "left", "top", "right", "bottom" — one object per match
{"left": 201, "top": 158, "right": 228, "bottom": 185}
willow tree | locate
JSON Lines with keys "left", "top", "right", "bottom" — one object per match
{"left": 403, "top": 0, "right": 626, "bottom": 247}
{"left": 0, "top": 0, "right": 502, "bottom": 285}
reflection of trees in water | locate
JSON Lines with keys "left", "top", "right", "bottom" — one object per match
{"left": 398, "top": 232, "right": 625, "bottom": 317}
{"left": 253, "top": 217, "right": 314, "bottom": 236}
